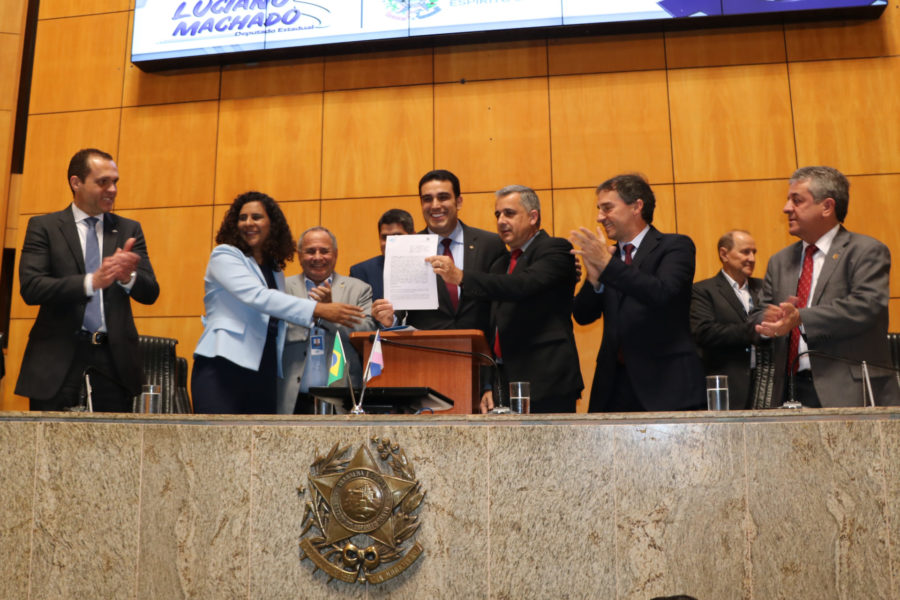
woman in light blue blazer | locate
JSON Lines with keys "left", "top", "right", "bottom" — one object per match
{"left": 191, "top": 191, "right": 364, "bottom": 414}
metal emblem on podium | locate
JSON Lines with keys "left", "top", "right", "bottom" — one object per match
{"left": 299, "top": 437, "right": 424, "bottom": 584}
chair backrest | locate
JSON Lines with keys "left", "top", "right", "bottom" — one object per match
{"left": 131, "top": 335, "right": 179, "bottom": 413}
{"left": 888, "top": 333, "right": 900, "bottom": 388}
{"left": 174, "top": 356, "right": 192, "bottom": 414}
{"left": 750, "top": 341, "right": 777, "bottom": 409}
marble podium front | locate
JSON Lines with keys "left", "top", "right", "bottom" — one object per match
{"left": 2, "top": 409, "right": 900, "bottom": 599}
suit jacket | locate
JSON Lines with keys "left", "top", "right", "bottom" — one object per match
{"left": 276, "top": 273, "right": 376, "bottom": 414}
{"left": 405, "top": 221, "right": 507, "bottom": 335}
{"left": 573, "top": 227, "right": 705, "bottom": 412}
{"left": 461, "top": 231, "right": 583, "bottom": 411}
{"left": 193, "top": 245, "right": 317, "bottom": 377}
{"left": 349, "top": 254, "right": 385, "bottom": 301}
{"left": 16, "top": 206, "right": 159, "bottom": 398}
{"left": 690, "top": 272, "right": 763, "bottom": 409}
{"left": 756, "top": 226, "right": 900, "bottom": 407}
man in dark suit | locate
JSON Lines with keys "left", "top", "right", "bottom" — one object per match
{"left": 16, "top": 148, "right": 159, "bottom": 412}
{"left": 755, "top": 166, "right": 899, "bottom": 407}
{"left": 349, "top": 208, "right": 415, "bottom": 301}
{"left": 429, "top": 185, "right": 582, "bottom": 413}
{"left": 691, "top": 230, "right": 763, "bottom": 410}
{"left": 372, "top": 169, "right": 507, "bottom": 334}
{"left": 570, "top": 174, "right": 704, "bottom": 412}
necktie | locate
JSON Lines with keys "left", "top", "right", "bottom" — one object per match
{"left": 441, "top": 238, "right": 459, "bottom": 311}
{"left": 623, "top": 243, "right": 635, "bottom": 265}
{"left": 788, "top": 244, "right": 817, "bottom": 373}
{"left": 83, "top": 217, "right": 102, "bottom": 332}
{"left": 493, "top": 249, "right": 523, "bottom": 360}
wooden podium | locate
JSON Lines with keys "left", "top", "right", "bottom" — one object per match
{"left": 350, "top": 330, "right": 491, "bottom": 414}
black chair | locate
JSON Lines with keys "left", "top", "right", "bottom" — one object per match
{"left": 174, "top": 356, "right": 192, "bottom": 414}
{"left": 131, "top": 335, "right": 191, "bottom": 413}
{"left": 888, "top": 333, "right": 900, "bottom": 388}
{"left": 750, "top": 340, "right": 777, "bottom": 409}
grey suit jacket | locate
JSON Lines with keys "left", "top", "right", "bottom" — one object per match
{"left": 757, "top": 226, "right": 900, "bottom": 407}
{"left": 276, "top": 272, "right": 376, "bottom": 414}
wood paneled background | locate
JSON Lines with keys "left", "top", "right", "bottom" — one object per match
{"left": 2, "top": 1, "right": 899, "bottom": 410}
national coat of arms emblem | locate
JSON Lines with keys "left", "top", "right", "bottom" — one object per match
{"left": 299, "top": 437, "right": 425, "bottom": 584}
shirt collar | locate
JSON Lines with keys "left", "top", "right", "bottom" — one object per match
{"left": 304, "top": 274, "right": 333, "bottom": 290}
{"left": 621, "top": 225, "right": 651, "bottom": 253}
{"left": 71, "top": 203, "right": 103, "bottom": 225}
{"left": 720, "top": 269, "right": 747, "bottom": 291}
{"left": 804, "top": 224, "right": 841, "bottom": 256}
{"left": 430, "top": 221, "right": 463, "bottom": 245}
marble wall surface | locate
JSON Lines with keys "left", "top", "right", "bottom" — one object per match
{"left": 2, "top": 409, "right": 899, "bottom": 599}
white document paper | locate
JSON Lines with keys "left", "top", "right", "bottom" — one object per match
{"left": 384, "top": 234, "right": 439, "bottom": 311}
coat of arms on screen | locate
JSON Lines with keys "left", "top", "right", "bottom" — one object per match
{"left": 384, "top": 0, "right": 440, "bottom": 20}
{"left": 299, "top": 437, "right": 425, "bottom": 584}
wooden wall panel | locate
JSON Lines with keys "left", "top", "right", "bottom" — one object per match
{"left": 38, "top": 0, "right": 130, "bottom": 20}
{"left": 2, "top": 319, "right": 32, "bottom": 410}
{"left": 321, "top": 85, "right": 433, "bottom": 199}
{"left": 221, "top": 58, "right": 324, "bottom": 100}
{"left": 118, "top": 206, "right": 213, "bottom": 318}
{"left": 547, "top": 33, "right": 665, "bottom": 75}
{"left": 786, "top": 6, "right": 900, "bottom": 62}
{"left": 548, "top": 70, "right": 672, "bottom": 189}
{"left": 891, "top": 300, "right": 900, "bottom": 332}
{"left": 0, "top": 2, "right": 26, "bottom": 34}
{"left": 320, "top": 196, "right": 422, "bottom": 274}
{"left": 216, "top": 94, "right": 323, "bottom": 205}
{"left": 675, "top": 180, "right": 792, "bottom": 281}
{"left": 0, "top": 34, "right": 20, "bottom": 109}
{"left": 844, "top": 174, "right": 900, "bottom": 297}
{"left": 669, "top": 64, "right": 796, "bottom": 183}
{"left": 117, "top": 101, "right": 218, "bottom": 209}
{"left": 20, "top": 109, "right": 122, "bottom": 216}
{"left": 434, "top": 78, "right": 551, "bottom": 193}
{"left": 790, "top": 57, "right": 900, "bottom": 175}
{"left": 434, "top": 40, "right": 547, "bottom": 83}
{"left": 29, "top": 13, "right": 128, "bottom": 114}
{"left": 8, "top": 214, "right": 34, "bottom": 320}
{"left": 665, "top": 26, "right": 786, "bottom": 69}
{"left": 122, "top": 17, "right": 220, "bottom": 107}
{"left": 324, "top": 49, "right": 432, "bottom": 91}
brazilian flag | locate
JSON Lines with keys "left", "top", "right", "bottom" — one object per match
{"left": 327, "top": 334, "right": 346, "bottom": 386}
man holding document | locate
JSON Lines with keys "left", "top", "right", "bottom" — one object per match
{"left": 372, "top": 169, "right": 506, "bottom": 334}
{"left": 426, "top": 185, "right": 583, "bottom": 413}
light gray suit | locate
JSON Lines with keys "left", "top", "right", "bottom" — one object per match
{"left": 276, "top": 273, "right": 376, "bottom": 414}
{"left": 757, "top": 226, "right": 900, "bottom": 407}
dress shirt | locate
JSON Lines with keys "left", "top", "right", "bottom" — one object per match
{"left": 721, "top": 269, "right": 756, "bottom": 368}
{"left": 430, "top": 222, "right": 465, "bottom": 268}
{"left": 593, "top": 224, "right": 651, "bottom": 293}
{"left": 796, "top": 224, "right": 840, "bottom": 372}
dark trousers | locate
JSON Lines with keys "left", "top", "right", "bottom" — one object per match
{"left": 30, "top": 338, "right": 132, "bottom": 412}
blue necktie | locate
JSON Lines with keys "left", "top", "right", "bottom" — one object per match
{"left": 83, "top": 217, "right": 102, "bottom": 332}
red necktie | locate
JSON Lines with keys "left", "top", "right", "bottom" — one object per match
{"left": 441, "top": 238, "right": 459, "bottom": 311}
{"left": 493, "top": 249, "right": 523, "bottom": 360}
{"left": 623, "top": 243, "right": 635, "bottom": 265}
{"left": 788, "top": 244, "right": 817, "bottom": 373}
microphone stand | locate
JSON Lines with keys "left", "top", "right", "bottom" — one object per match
{"left": 370, "top": 334, "right": 505, "bottom": 411}
{"left": 786, "top": 350, "right": 895, "bottom": 409}
{"left": 71, "top": 366, "right": 135, "bottom": 412}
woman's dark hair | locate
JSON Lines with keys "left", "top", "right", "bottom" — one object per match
{"left": 215, "top": 191, "right": 295, "bottom": 270}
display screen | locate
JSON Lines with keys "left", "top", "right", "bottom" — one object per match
{"left": 132, "top": 0, "right": 886, "bottom": 69}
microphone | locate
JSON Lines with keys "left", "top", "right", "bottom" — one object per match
{"left": 75, "top": 365, "right": 139, "bottom": 412}
{"left": 367, "top": 334, "right": 504, "bottom": 409}
{"left": 788, "top": 349, "right": 898, "bottom": 408}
